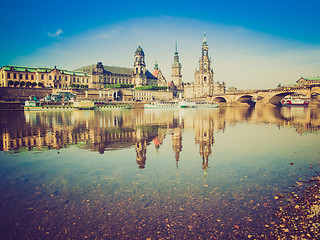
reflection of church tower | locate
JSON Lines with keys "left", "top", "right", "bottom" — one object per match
{"left": 195, "top": 32, "right": 214, "bottom": 97}
{"left": 195, "top": 119, "right": 214, "bottom": 184}
{"left": 153, "top": 128, "right": 167, "bottom": 152}
{"left": 134, "top": 129, "right": 147, "bottom": 169}
{"left": 171, "top": 41, "right": 182, "bottom": 89}
{"left": 172, "top": 128, "right": 182, "bottom": 170}
{"left": 133, "top": 45, "right": 147, "bottom": 87}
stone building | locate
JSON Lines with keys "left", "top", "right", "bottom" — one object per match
{"left": 171, "top": 41, "right": 183, "bottom": 90}
{"left": 152, "top": 61, "right": 167, "bottom": 87}
{"left": 184, "top": 33, "right": 226, "bottom": 99}
{"left": 76, "top": 45, "right": 158, "bottom": 89}
{"left": 296, "top": 76, "right": 320, "bottom": 86}
{"left": 0, "top": 65, "right": 90, "bottom": 89}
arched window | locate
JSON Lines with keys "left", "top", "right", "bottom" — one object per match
{"left": 204, "top": 76, "right": 207, "bottom": 83}
{"left": 204, "top": 63, "right": 207, "bottom": 70}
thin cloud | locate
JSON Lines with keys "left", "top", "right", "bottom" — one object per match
{"left": 48, "top": 29, "right": 63, "bottom": 38}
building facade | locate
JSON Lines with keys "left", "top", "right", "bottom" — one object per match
{"left": 184, "top": 33, "right": 226, "bottom": 99}
{"left": 171, "top": 41, "right": 183, "bottom": 90}
{"left": 296, "top": 77, "right": 320, "bottom": 86}
{"left": 0, "top": 65, "right": 91, "bottom": 89}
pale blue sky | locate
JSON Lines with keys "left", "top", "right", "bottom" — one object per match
{"left": 1, "top": 0, "right": 319, "bottom": 89}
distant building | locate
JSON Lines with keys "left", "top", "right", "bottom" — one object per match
{"left": 0, "top": 65, "right": 90, "bottom": 88}
{"left": 171, "top": 41, "right": 183, "bottom": 90}
{"left": 75, "top": 45, "right": 158, "bottom": 89}
{"left": 184, "top": 33, "right": 225, "bottom": 99}
{"left": 152, "top": 61, "right": 167, "bottom": 87}
{"left": 296, "top": 77, "right": 320, "bottom": 86}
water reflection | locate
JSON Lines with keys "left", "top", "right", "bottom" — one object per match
{"left": 1, "top": 107, "right": 320, "bottom": 162}
{"left": 1, "top": 107, "right": 320, "bottom": 239}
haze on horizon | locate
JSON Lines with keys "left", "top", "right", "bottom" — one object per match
{"left": 1, "top": 0, "right": 319, "bottom": 90}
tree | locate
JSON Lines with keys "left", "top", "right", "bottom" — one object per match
{"left": 8, "top": 80, "right": 14, "bottom": 86}
{"left": 31, "top": 82, "right": 37, "bottom": 87}
{"left": 20, "top": 81, "right": 25, "bottom": 87}
{"left": 38, "top": 82, "right": 43, "bottom": 87}
{"left": 76, "top": 84, "right": 80, "bottom": 88}
{"left": 26, "top": 82, "right": 31, "bottom": 88}
{"left": 14, "top": 81, "right": 19, "bottom": 87}
{"left": 84, "top": 84, "right": 88, "bottom": 89}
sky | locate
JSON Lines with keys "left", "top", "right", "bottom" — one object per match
{"left": 1, "top": 0, "right": 320, "bottom": 90}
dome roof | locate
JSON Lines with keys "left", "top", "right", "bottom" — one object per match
{"left": 135, "top": 45, "right": 144, "bottom": 55}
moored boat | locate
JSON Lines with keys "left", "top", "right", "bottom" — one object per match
{"left": 194, "top": 101, "right": 219, "bottom": 108}
{"left": 281, "top": 98, "right": 310, "bottom": 107}
{"left": 73, "top": 101, "right": 95, "bottom": 110}
{"left": 144, "top": 101, "right": 179, "bottom": 109}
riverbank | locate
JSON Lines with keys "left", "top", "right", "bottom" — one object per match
{"left": 267, "top": 168, "right": 320, "bottom": 239}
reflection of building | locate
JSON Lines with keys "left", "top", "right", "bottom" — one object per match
{"left": 195, "top": 115, "right": 215, "bottom": 184}
{"left": 172, "top": 128, "right": 182, "bottom": 169}
{"left": 134, "top": 129, "right": 147, "bottom": 169}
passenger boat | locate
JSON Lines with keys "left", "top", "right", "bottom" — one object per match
{"left": 194, "top": 101, "right": 219, "bottom": 108}
{"left": 24, "top": 100, "right": 74, "bottom": 111}
{"left": 144, "top": 101, "right": 179, "bottom": 109}
{"left": 144, "top": 101, "right": 192, "bottom": 109}
{"left": 281, "top": 98, "right": 310, "bottom": 106}
{"left": 73, "top": 101, "right": 95, "bottom": 110}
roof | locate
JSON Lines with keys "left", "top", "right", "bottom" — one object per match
{"left": 74, "top": 64, "right": 133, "bottom": 76}
{"left": 303, "top": 77, "right": 320, "bottom": 81}
{"left": 152, "top": 69, "right": 159, "bottom": 78}
{"left": 1, "top": 65, "right": 90, "bottom": 77}
{"left": 146, "top": 70, "right": 157, "bottom": 80}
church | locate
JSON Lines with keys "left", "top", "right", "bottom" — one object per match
{"left": 184, "top": 33, "right": 226, "bottom": 99}
{"left": 0, "top": 33, "right": 226, "bottom": 100}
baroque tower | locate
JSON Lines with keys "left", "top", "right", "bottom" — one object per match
{"left": 195, "top": 32, "right": 214, "bottom": 97}
{"left": 171, "top": 41, "right": 182, "bottom": 89}
{"left": 133, "top": 45, "right": 147, "bottom": 87}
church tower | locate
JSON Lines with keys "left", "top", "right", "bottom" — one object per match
{"left": 133, "top": 45, "right": 147, "bottom": 87}
{"left": 171, "top": 41, "right": 182, "bottom": 89}
{"left": 195, "top": 32, "right": 214, "bottom": 97}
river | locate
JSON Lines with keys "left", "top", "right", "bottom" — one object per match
{"left": 0, "top": 106, "right": 319, "bottom": 239}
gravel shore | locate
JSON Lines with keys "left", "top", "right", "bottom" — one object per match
{"left": 267, "top": 175, "right": 320, "bottom": 239}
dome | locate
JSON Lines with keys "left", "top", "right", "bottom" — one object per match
{"left": 135, "top": 45, "right": 144, "bottom": 55}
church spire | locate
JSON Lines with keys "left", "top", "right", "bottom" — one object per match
{"left": 203, "top": 31, "right": 207, "bottom": 46}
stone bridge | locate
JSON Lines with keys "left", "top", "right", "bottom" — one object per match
{"left": 209, "top": 85, "right": 320, "bottom": 106}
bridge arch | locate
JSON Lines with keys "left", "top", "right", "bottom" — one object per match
{"left": 269, "top": 92, "right": 297, "bottom": 106}
{"left": 213, "top": 97, "right": 227, "bottom": 103}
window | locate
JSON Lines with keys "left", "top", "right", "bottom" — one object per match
{"left": 7, "top": 73, "right": 10, "bottom": 79}
{"left": 59, "top": 76, "right": 61, "bottom": 81}
{"left": 77, "top": 78, "right": 79, "bottom": 83}
{"left": 73, "top": 77, "right": 75, "bottom": 82}
{"left": 14, "top": 73, "right": 17, "bottom": 79}
{"left": 26, "top": 74, "right": 28, "bottom": 80}
{"left": 65, "top": 76, "right": 68, "bottom": 81}
{"left": 41, "top": 74, "right": 44, "bottom": 80}
{"left": 19, "top": 74, "right": 22, "bottom": 80}
{"left": 87, "top": 79, "right": 89, "bottom": 83}
{"left": 31, "top": 75, "right": 34, "bottom": 80}
{"left": 49, "top": 76, "right": 52, "bottom": 80}
{"left": 54, "top": 76, "right": 57, "bottom": 80}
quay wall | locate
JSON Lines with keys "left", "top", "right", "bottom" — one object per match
{"left": 0, "top": 87, "right": 52, "bottom": 101}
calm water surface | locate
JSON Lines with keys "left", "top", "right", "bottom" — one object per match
{"left": 0, "top": 106, "right": 320, "bottom": 239}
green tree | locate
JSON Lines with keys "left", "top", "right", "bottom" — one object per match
{"left": 8, "top": 80, "right": 14, "bottom": 86}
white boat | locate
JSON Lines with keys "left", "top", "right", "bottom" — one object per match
{"left": 194, "top": 101, "right": 219, "bottom": 108}
{"left": 281, "top": 97, "right": 310, "bottom": 107}
{"left": 144, "top": 101, "right": 179, "bottom": 109}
